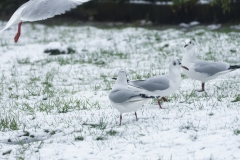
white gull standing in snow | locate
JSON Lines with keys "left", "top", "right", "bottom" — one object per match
{"left": 182, "top": 39, "right": 240, "bottom": 92}
{"left": 109, "top": 70, "right": 155, "bottom": 125}
{"left": 128, "top": 59, "right": 189, "bottom": 109}
{"left": 0, "top": 0, "right": 89, "bottom": 43}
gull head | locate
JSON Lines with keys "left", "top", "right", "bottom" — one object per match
{"left": 184, "top": 39, "right": 194, "bottom": 50}
{"left": 118, "top": 70, "right": 127, "bottom": 78}
{"left": 170, "top": 59, "right": 189, "bottom": 71}
{"left": 115, "top": 70, "right": 128, "bottom": 85}
{"left": 113, "top": 70, "right": 128, "bottom": 89}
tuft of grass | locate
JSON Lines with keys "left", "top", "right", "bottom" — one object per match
{"left": 75, "top": 136, "right": 84, "bottom": 141}
{"left": 17, "top": 58, "right": 31, "bottom": 65}
{"left": 44, "top": 47, "right": 75, "bottom": 55}
{"left": 230, "top": 49, "right": 236, "bottom": 53}
{"left": 190, "top": 134, "right": 198, "bottom": 141}
{"left": 50, "top": 130, "right": 56, "bottom": 136}
{"left": 0, "top": 117, "right": 19, "bottom": 131}
{"left": 232, "top": 95, "right": 240, "bottom": 102}
{"left": 2, "top": 149, "right": 12, "bottom": 155}
{"left": 96, "top": 137, "right": 105, "bottom": 141}
{"left": 58, "top": 103, "right": 70, "bottom": 113}
{"left": 83, "top": 119, "right": 107, "bottom": 130}
{"left": 107, "top": 130, "right": 117, "bottom": 136}
{"left": 158, "top": 44, "right": 169, "bottom": 51}
{"left": 30, "top": 135, "right": 35, "bottom": 138}
{"left": 21, "top": 131, "right": 30, "bottom": 137}
{"left": 179, "top": 122, "right": 198, "bottom": 132}
{"left": 44, "top": 129, "right": 49, "bottom": 133}
{"left": 44, "top": 129, "right": 57, "bottom": 136}
{"left": 209, "top": 113, "right": 214, "bottom": 116}
{"left": 195, "top": 32, "right": 204, "bottom": 36}
{"left": 234, "top": 129, "right": 240, "bottom": 135}
{"left": 181, "top": 74, "right": 188, "bottom": 79}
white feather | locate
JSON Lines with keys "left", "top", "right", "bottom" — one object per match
{"left": 0, "top": 0, "right": 89, "bottom": 33}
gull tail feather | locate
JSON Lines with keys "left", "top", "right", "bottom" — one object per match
{"left": 228, "top": 65, "right": 240, "bottom": 70}
{"left": 139, "top": 94, "right": 155, "bottom": 99}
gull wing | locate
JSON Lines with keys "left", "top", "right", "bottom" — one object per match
{"left": 128, "top": 77, "right": 170, "bottom": 91}
{"left": 194, "top": 60, "right": 229, "bottom": 76}
{"left": 109, "top": 89, "right": 146, "bottom": 104}
{"left": 20, "top": 0, "right": 89, "bottom": 22}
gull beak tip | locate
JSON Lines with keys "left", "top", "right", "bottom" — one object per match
{"left": 182, "top": 66, "right": 189, "bottom": 70}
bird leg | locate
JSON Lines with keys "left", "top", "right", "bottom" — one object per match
{"left": 198, "top": 82, "right": 205, "bottom": 92}
{"left": 161, "top": 97, "right": 168, "bottom": 102}
{"left": 119, "top": 114, "right": 122, "bottom": 126}
{"left": 134, "top": 112, "right": 138, "bottom": 121}
{"left": 157, "top": 98, "right": 163, "bottom": 109}
{"left": 14, "top": 22, "right": 22, "bottom": 43}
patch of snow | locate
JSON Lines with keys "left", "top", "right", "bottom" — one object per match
{"left": 198, "top": 0, "right": 211, "bottom": 4}
{"left": 129, "top": 0, "right": 173, "bottom": 5}
{"left": 179, "top": 23, "right": 190, "bottom": 28}
{"left": 207, "top": 24, "right": 221, "bottom": 30}
{"left": 189, "top": 21, "right": 200, "bottom": 26}
{"left": 230, "top": 24, "right": 240, "bottom": 30}
{"left": 179, "top": 21, "right": 200, "bottom": 28}
{"left": 140, "top": 20, "right": 153, "bottom": 26}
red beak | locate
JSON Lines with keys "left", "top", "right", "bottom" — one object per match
{"left": 181, "top": 66, "right": 189, "bottom": 70}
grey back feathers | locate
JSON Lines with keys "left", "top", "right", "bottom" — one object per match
{"left": 110, "top": 70, "right": 154, "bottom": 104}
{"left": 109, "top": 89, "right": 150, "bottom": 103}
{"left": 129, "top": 76, "right": 170, "bottom": 91}
{"left": 194, "top": 60, "right": 229, "bottom": 76}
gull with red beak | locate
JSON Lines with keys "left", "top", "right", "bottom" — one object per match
{"left": 0, "top": 0, "right": 89, "bottom": 43}
{"left": 182, "top": 39, "right": 240, "bottom": 92}
{"left": 128, "top": 59, "right": 189, "bottom": 109}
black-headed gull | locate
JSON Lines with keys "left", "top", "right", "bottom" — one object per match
{"left": 0, "top": 0, "right": 89, "bottom": 43}
{"left": 182, "top": 39, "right": 240, "bottom": 92}
{"left": 109, "top": 70, "right": 154, "bottom": 125}
{"left": 128, "top": 59, "right": 189, "bottom": 109}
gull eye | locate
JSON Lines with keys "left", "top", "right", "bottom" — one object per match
{"left": 190, "top": 41, "right": 191, "bottom": 44}
{"left": 179, "top": 62, "right": 181, "bottom": 65}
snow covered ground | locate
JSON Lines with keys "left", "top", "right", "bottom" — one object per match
{"left": 0, "top": 21, "right": 240, "bottom": 160}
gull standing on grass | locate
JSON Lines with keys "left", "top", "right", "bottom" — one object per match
{"left": 128, "top": 59, "right": 189, "bottom": 109}
{"left": 109, "top": 70, "right": 155, "bottom": 125}
{"left": 182, "top": 39, "right": 240, "bottom": 92}
{"left": 0, "top": 0, "right": 89, "bottom": 43}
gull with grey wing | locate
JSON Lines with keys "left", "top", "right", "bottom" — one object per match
{"left": 109, "top": 70, "right": 155, "bottom": 125}
{"left": 182, "top": 39, "right": 240, "bottom": 92}
{"left": 128, "top": 59, "right": 189, "bottom": 108}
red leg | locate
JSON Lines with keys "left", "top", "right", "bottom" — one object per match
{"left": 198, "top": 82, "right": 205, "bottom": 92}
{"left": 14, "top": 22, "right": 22, "bottom": 43}
{"left": 161, "top": 97, "right": 168, "bottom": 102}
{"left": 134, "top": 112, "right": 138, "bottom": 121}
{"left": 158, "top": 99, "right": 163, "bottom": 109}
{"left": 120, "top": 114, "right": 122, "bottom": 126}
